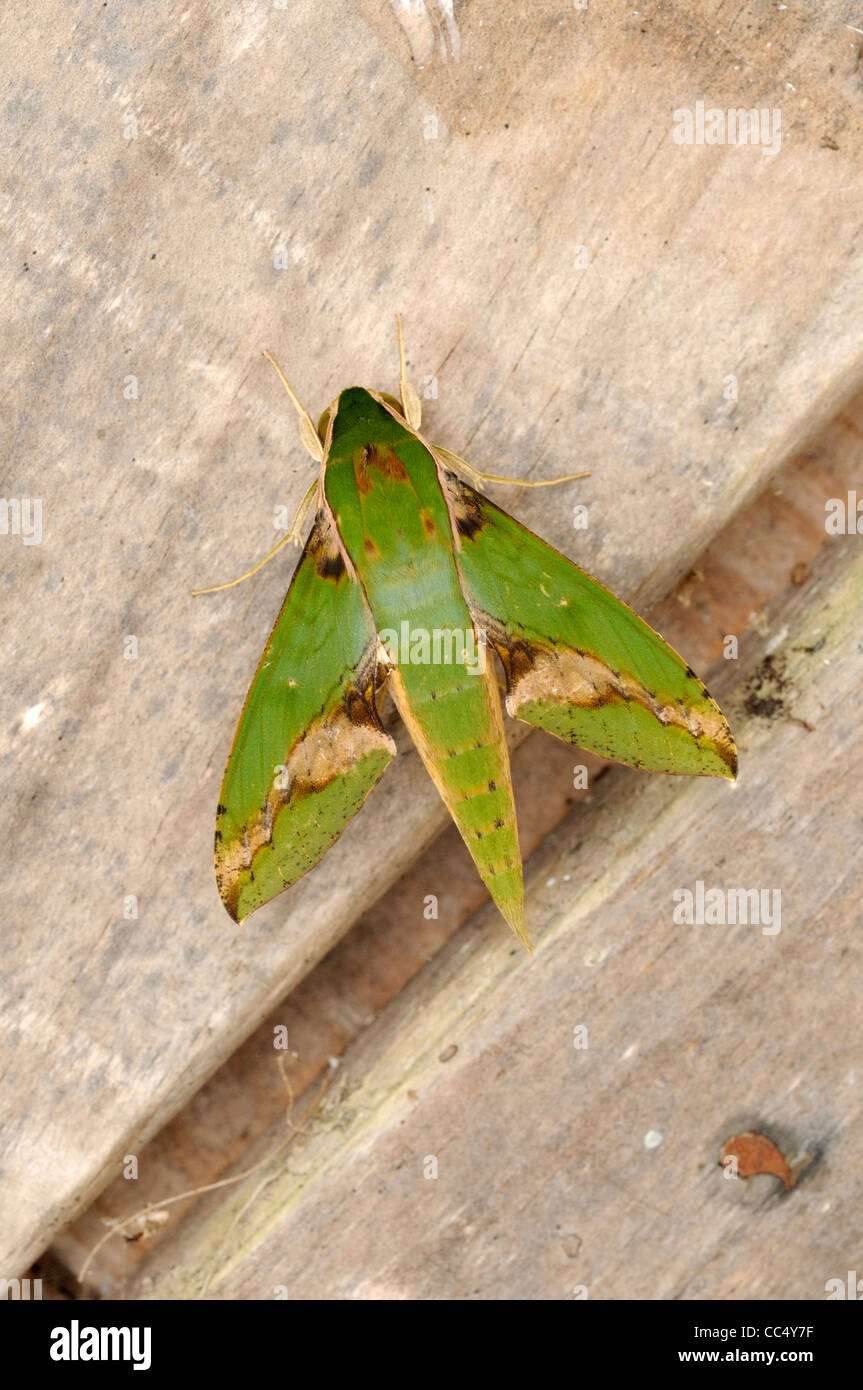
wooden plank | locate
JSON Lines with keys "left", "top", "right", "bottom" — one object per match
{"left": 124, "top": 530, "right": 863, "bottom": 1299}
{"left": 49, "top": 388, "right": 863, "bottom": 1293}
{"left": 3, "top": 0, "right": 863, "bottom": 1275}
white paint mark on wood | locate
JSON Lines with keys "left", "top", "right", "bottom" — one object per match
{"left": 389, "top": 0, "right": 461, "bottom": 65}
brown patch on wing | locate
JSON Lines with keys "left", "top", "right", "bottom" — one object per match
{"left": 306, "top": 512, "right": 347, "bottom": 582}
{"left": 216, "top": 638, "right": 395, "bottom": 918}
{"left": 353, "top": 442, "right": 408, "bottom": 494}
{"left": 309, "top": 505, "right": 359, "bottom": 585}
{"left": 486, "top": 624, "right": 735, "bottom": 774}
{"left": 444, "top": 470, "right": 486, "bottom": 539}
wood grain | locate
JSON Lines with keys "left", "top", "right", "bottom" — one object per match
{"left": 50, "top": 386, "right": 863, "bottom": 1294}
{"left": 125, "top": 530, "right": 863, "bottom": 1300}
{"left": 3, "top": 0, "right": 863, "bottom": 1276}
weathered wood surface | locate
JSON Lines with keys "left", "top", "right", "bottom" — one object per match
{"left": 125, "top": 531, "right": 863, "bottom": 1300}
{"left": 51, "top": 391, "right": 863, "bottom": 1292}
{"left": 3, "top": 0, "right": 863, "bottom": 1276}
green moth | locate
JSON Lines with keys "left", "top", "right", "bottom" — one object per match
{"left": 198, "top": 320, "right": 736, "bottom": 950}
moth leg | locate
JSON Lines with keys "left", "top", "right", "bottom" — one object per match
{"left": 192, "top": 478, "right": 318, "bottom": 595}
{"left": 262, "top": 349, "right": 324, "bottom": 463}
{"left": 396, "top": 313, "right": 422, "bottom": 431}
{"left": 431, "top": 443, "right": 589, "bottom": 492}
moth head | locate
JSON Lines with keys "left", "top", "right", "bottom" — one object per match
{"left": 317, "top": 391, "right": 402, "bottom": 442}
{"left": 321, "top": 387, "right": 411, "bottom": 460}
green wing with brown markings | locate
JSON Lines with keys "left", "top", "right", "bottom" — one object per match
{"left": 215, "top": 511, "right": 395, "bottom": 923}
{"left": 446, "top": 473, "right": 737, "bottom": 778}
{"left": 322, "top": 388, "right": 529, "bottom": 948}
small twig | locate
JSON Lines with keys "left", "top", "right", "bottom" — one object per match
{"left": 79, "top": 1057, "right": 334, "bottom": 1290}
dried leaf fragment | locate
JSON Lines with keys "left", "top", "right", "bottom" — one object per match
{"left": 720, "top": 1131, "right": 795, "bottom": 1190}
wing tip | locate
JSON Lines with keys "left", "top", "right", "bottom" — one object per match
{"left": 717, "top": 733, "right": 738, "bottom": 781}
{"left": 222, "top": 898, "right": 243, "bottom": 924}
{"left": 501, "top": 902, "right": 533, "bottom": 954}
{"left": 216, "top": 869, "right": 244, "bottom": 924}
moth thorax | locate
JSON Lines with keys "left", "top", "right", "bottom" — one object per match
{"left": 317, "top": 391, "right": 401, "bottom": 442}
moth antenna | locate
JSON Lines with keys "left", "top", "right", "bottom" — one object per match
{"left": 192, "top": 478, "right": 318, "bottom": 595}
{"left": 262, "top": 350, "right": 324, "bottom": 463}
{"left": 396, "top": 313, "right": 422, "bottom": 431}
{"left": 432, "top": 444, "right": 589, "bottom": 490}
